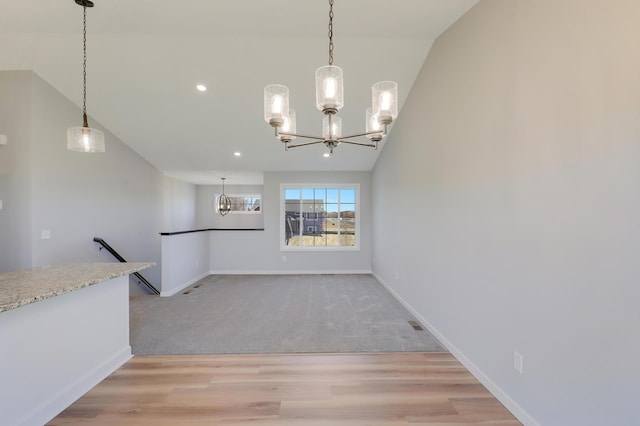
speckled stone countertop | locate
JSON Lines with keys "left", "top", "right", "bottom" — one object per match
{"left": 0, "top": 262, "right": 155, "bottom": 313}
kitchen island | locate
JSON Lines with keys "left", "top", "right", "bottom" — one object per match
{"left": 0, "top": 262, "right": 154, "bottom": 426}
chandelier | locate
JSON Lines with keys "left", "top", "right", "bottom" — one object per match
{"left": 67, "top": 0, "right": 105, "bottom": 153}
{"left": 263, "top": 0, "right": 398, "bottom": 156}
{"left": 215, "top": 178, "right": 232, "bottom": 216}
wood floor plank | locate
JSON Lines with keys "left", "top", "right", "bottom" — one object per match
{"left": 49, "top": 352, "right": 522, "bottom": 425}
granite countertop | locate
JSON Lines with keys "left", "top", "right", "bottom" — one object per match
{"left": 0, "top": 262, "right": 155, "bottom": 313}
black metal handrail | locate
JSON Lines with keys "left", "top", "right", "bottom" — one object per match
{"left": 93, "top": 237, "right": 160, "bottom": 295}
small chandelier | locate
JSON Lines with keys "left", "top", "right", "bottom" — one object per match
{"left": 263, "top": 0, "right": 398, "bottom": 155}
{"left": 215, "top": 178, "right": 232, "bottom": 216}
{"left": 67, "top": 0, "right": 105, "bottom": 153}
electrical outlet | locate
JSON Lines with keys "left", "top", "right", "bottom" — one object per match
{"left": 282, "top": 255, "right": 287, "bottom": 262}
{"left": 513, "top": 351, "right": 523, "bottom": 374}
{"left": 195, "top": 259, "right": 199, "bottom": 267}
{"left": 394, "top": 271, "right": 400, "bottom": 280}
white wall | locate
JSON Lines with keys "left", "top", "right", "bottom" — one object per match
{"left": 160, "top": 232, "right": 210, "bottom": 296}
{"left": 162, "top": 175, "right": 197, "bottom": 232}
{"left": 0, "top": 71, "right": 163, "bottom": 290}
{"left": 209, "top": 171, "right": 372, "bottom": 273}
{"left": 372, "top": 1, "right": 640, "bottom": 425}
{"left": 0, "top": 275, "right": 131, "bottom": 426}
{"left": 0, "top": 72, "right": 33, "bottom": 272}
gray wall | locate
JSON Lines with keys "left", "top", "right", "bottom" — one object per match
{"left": 0, "top": 72, "right": 33, "bottom": 272}
{"left": 371, "top": 1, "right": 640, "bottom": 425}
{"left": 209, "top": 171, "right": 372, "bottom": 273}
{"left": 0, "top": 71, "right": 163, "bottom": 289}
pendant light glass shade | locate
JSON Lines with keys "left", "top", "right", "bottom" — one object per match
{"left": 323, "top": 115, "right": 342, "bottom": 140}
{"left": 279, "top": 109, "right": 297, "bottom": 142}
{"left": 264, "top": 84, "right": 289, "bottom": 128}
{"left": 67, "top": 126, "right": 105, "bottom": 152}
{"left": 372, "top": 81, "right": 398, "bottom": 125}
{"left": 315, "top": 65, "right": 344, "bottom": 112}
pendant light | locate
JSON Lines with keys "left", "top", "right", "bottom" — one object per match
{"left": 263, "top": 0, "right": 398, "bottom": 156}
{"left": 215, "top": 178, "right": 232, "bottom": 216}
{"left": 67, "top": 0, "right": 105, "bottom": 153}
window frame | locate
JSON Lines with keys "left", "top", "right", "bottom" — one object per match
{"left": 280, "top": 183, "right": 360, "bottom": 251}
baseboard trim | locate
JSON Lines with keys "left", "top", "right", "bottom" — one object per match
{"left": 17, "top": 345, "right": 132, "bottom": 426}
{"left": 160, "top": 271, "right": 210, "bottom": 297}
{"left": 372, "top": 272, "right": 540, "bottom": 426}
{"left": 210, "top": 269, "right": 373, "bottom": 275}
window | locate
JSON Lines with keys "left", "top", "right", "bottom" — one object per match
{"left": 214, "top": 194, "right": 261, "bottom": 214}
{"left": 281, "top": 184, "right": 359, "bottom": 250}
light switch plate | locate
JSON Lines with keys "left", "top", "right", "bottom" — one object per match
{"left": 513, "top": 351, "right": 523, "bottom": 374}
{"left": 0, "top": 134, "right": 7, "bottom": 145}
{"left": 41, "top": 230, "right": 51, "bottom": 240}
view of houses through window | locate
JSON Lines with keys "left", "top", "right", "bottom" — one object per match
{"left": 283, "top": 186, "right": 358, "bottom": 248}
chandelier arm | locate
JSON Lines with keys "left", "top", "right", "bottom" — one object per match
{"left": 277, "top": 132, "right": 326, "bottom": 141}
{"left": 338, "top": 129, "right": 387, "bottom": 140}
{"left": 284, "top": 140, "right": 326, "bottom": 149}
{"left": 336, "top": 140, "right": 377, "bottom": 148}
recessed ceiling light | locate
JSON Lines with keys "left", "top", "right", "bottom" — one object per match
{"left": 323, "top": 153, "right": 331, "bottom": 158}
{"left": 196, "top": 84, "right": 207, "bottom": 92}
{"left": 234, "top": 151, "right": 241, "bottom": 157}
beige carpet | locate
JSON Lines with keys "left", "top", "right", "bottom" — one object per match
{"left": 130, "top": 274, "right": 445, "bottom": 355}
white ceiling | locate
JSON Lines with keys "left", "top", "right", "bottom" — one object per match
{"left": 0, "top": 0, "right": 479, "bottom": 184}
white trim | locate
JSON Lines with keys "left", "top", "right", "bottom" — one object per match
{"left": 373, "top": 272, "right": 541, "bottom": 426}
{"left": 15, "top": 346, "right": 132, "bottom": 426}
{"left": 160, "top": 271, "right": 210, "bottom": 297}
{"left": 211, "top": 269, "right": 372, "bottom": 275}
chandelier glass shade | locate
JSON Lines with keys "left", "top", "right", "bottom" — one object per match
{"left": 315, "top": 65, "right": 344, "bottom": 112}
{"left": 365, "top": 108, "right": 383, "bottom": 142}
{"left": 67, "top": 0, "right": 105, "bottom": 153}
{"left": 264, "top": 84, "right": 289, "bottom": 128}
{"left": 263, "top": 0, "right": 398, "bottom": 155}
{"left": 215, "top": 178, "right": 232, "bottom": 216}
{"left": 279, "top": 109, "right": 296, "bottom": 142}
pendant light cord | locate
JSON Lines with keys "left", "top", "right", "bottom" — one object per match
{"left": 328, "top": 0, "right": 334, "bottom": 65}
{"left": 82, "top": 5, "right": 88, "bottom": 127}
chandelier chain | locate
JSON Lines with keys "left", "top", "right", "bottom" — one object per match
{"left": 82, "top": 5, "right": 88, "bottom": 126}
{"left": 328, "top": 0, "right": 334, "bottom": 65}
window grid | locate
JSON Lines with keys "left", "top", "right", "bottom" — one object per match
{"left": 282, "top": 185, "right": 359, "bottom": 250}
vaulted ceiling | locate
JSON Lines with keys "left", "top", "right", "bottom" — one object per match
{"left": 0, "top": 0, "right": 479, "bottom": 184}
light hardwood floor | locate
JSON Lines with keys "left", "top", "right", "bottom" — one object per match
{"left": 49, "top": 352, "right": 521, "bottom": 425}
